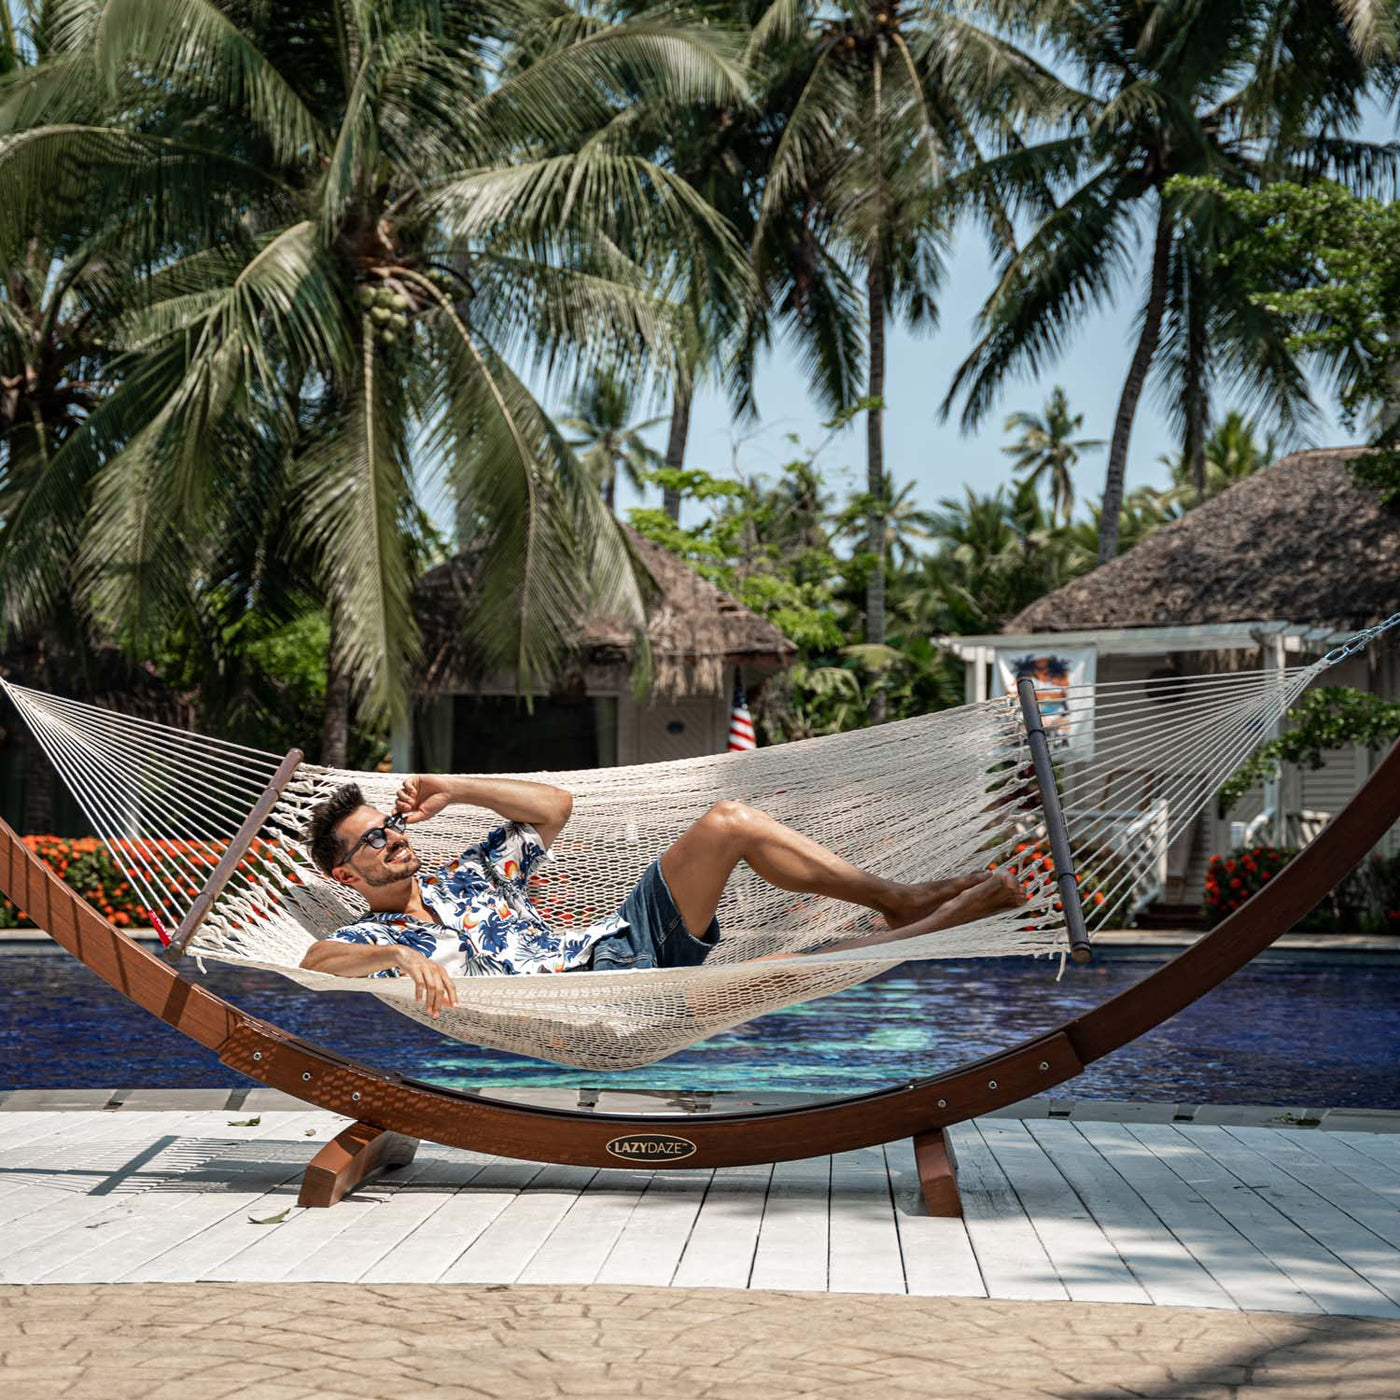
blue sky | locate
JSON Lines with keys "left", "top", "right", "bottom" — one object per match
{"left": 600, "top": 215, "right": 1362, "bottom": 528}
{"left": 505, "top": 90, "right": 1395, "bottom": 539}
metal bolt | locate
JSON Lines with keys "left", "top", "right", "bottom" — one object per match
{"left": 351, "top": 1092, "right": 361, "bottom": 1102}
{"left": 988, "top": 1080, "right": 998, "bottom": 1090}
{"left": 937, "top": 1099, "right": 947, "bottom": 1109}
{"left": 301, "top": 1072, "right": 312, "bottom": 1081}
{"left": 252, "top": 1052, "right": 262, "bottom": 1062}
{"left": 1039, "top": 1061, "right": 1049, "bottom": 1071}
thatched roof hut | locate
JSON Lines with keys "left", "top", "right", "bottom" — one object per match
{"left": 415, "top": 525, "right": 796, "bottom": 700}
{"left": 1010, "top": 448, "right": 1399, "bottom": 633}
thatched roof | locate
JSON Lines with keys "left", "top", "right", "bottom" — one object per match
{"left": 415, "top": 525, "right": 797, "bottom": 699}
{"left": 1009, "top": 448, "right": 1399, "bottom": 634}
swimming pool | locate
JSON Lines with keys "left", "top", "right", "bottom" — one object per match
{"left": 2, "top": 946, "right": 1397, "bottom": 1108}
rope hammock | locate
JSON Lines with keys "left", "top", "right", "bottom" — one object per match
{"left": 3, "top": 615, "right": 1395, "bottom": 1071}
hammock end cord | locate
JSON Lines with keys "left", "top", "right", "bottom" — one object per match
{"left": 161, "top": 747, "right": 307, "bottom": 963}
{"left": 1014, "top": 677, "right": 1093, "bottom": 966}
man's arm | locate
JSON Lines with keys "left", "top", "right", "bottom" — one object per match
{"left": 300, "top": 940, "right": 458, "bottom": 1016}
{"left": 399, "top": 775, "right": 574, "bottom": 849}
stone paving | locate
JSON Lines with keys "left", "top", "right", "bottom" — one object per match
{"left": 2, "top": 1283, "right": 1397, "bottom": 1399}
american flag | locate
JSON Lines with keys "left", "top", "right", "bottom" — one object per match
{"left": 727, "top": 675, "right": 756, "bottom": 751}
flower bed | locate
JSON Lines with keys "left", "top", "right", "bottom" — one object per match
{"left": 0, "top": 835, "right": 278, "bottom": 930}
{"left": 1205, "top": 845, "right": 1400, "bottom": 932}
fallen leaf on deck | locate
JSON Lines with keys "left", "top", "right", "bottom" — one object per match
{"left": 228, "top": 1116, "right": 262, "bottom": 1127}
{"left": 247, "top": 1208, "right": 291, "bottom": 1225}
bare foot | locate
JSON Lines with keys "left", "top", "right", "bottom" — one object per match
{"left": 879, "top": 870, "right": 990, "bottom": 929}
{"left": 921, "top": 870, "right": 1025, "bottom": 930}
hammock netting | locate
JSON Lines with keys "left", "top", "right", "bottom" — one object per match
{"left": 0, "top": 655, "right": 1339, "bottom": 1068}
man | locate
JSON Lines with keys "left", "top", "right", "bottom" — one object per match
{"left": 300, "top": 774, "right": 1023, "bottom": 1017}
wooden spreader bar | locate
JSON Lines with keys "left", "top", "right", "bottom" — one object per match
{"left": 2, "top": 738, "right": 1397, "bottom": 1208}
{"left": 162, "top": 748, "right": 304, "bottom": 961}
{"left": 1015, "top": 677, "right": 1093, "bottom": 965}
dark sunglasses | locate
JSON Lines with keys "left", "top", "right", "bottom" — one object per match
{"left": 339, "top": 811, "right": 409, "bottom": 866}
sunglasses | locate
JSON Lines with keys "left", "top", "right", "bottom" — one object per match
{"left": 339, "top": 811, "right": 409, "bottom": 866}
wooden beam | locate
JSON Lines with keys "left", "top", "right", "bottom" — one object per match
{"left": 299, "top": 1122, "right": 420, "bottom": 1208}
{"left": 163, "top": 748, "right": 304, "bottom": 961}
{"left": 912, "top": 1129, "right": 961, "bottom": 1217}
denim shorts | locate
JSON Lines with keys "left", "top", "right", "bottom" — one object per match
{"left": 586, "top": 857, "right": 720, "bottom": 972}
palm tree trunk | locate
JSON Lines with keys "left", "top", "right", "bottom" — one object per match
{"left": 322, "top": 605, "right": 350, "bottom": 768}
{"left": 1099, "top": 207, "right": 1172, "bottom": 563}
{"left": 21, "top": 731, "right": 54, "bottom": 834}
{"left": 662, "top": 375, "right": 692, "bottom": 524}
{"left": 865, "top": 253, "right": 888, "bottom": 725}
{"left": 1184, "top": 256, "right": 1209, "bottom": 503}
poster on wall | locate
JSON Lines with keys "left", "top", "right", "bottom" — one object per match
{"left": 992, "top": 645, "right": 1097, "bottom": 756}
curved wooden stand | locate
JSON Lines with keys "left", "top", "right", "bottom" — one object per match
{"left": 4, "top": 739, "right": 1397, "bottom": 1209}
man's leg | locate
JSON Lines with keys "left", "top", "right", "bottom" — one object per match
{"left": 658, "top": 800, "right": 986, "bottom": 939}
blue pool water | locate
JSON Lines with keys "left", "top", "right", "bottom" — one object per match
{"left": 2, "top": 947, "right": 1397, "bottom": 1107}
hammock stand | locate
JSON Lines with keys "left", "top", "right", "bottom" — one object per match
{"left": 3, "top": 731, "right": 1395, "bottom": 1211}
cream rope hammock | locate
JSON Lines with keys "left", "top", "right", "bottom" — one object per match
{"left": 3, "top": 618, "right": 1392, "bottom": 1071}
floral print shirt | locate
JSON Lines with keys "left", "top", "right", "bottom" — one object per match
{"left": 328, "top": 821, "right": 624, "bottom": 977}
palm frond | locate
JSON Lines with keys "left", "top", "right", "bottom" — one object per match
{"left": 92, "top": 0, "right": 324, "bottom": 164}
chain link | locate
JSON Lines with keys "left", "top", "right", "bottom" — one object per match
{"left": 1319, "top": 612, "right": 1400, "bottom": 668}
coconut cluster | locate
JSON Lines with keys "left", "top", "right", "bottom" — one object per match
{"left": 358, "top": 284, "right": 412, "bottom": 347}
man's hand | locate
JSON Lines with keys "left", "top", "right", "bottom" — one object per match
{"left": 391, "top": 944, "right": 458, "bottom": 1017}
{"left": 395, "top": 775, "right": 450, "bottom": 825}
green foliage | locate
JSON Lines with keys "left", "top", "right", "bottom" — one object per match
{"left": 1173, "top": 178, "right": 1400, "bottom": 507}
{"left": 1216, "top": 687, "right": 1400, "bottom": 813}
{"left": 1205, "top": 844, "right": 1392, "bottom": 934}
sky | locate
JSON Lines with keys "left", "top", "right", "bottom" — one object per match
{"left": 594, "top": 216, "right": 1362, "bottom": 530}
{"left": 479, "top": 96, "right": 1395, "bottom": 543}
{"left": 577, "top": 100, "right": 1396, "bottom": 535}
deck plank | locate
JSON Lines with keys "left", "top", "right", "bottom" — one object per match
{"left": 1125, "top": 1125, "right": 1400, "bottom": 1319}
{"left": 42, "top": 1113, "right": 334, "bottom": 1284}
{"left": 516, "top": 1168, "right": 654, "bottom": 1286}
{"left": 436, "top": 1164, "right": 599, "bottom": 1284}
{"left": 1223, "top": 1128, "right": 1400, "bottom": 1248}
{"left": 1176, "top": 1125, "right": 1400, "bottom": 1307}
{"left": 1289, "top": 1132, "right": 1400, "bottom": 1203}
{"left": 1023, "top": 1120, "right": 1235, "bottom": 1310}
{"left": 827, "top": 1145, "right": 906, "bottom": 1295}
{"left": 978, "top": 1120, "right": 1150, "bottom": 1305}
{"left": 594, "top": 1168, "right": 712, "bottom": 1287}
{"left": 670, "top": 1162, "right": 773, "bottom": 1290}
{"left": 8, "top": 1112, "right": 326, "bottom": 1284}
{"left": 351, "top": 1158, "right": 545, "bottom": 1284}
{"left": 1073, "top": 1121, "right": 1320, "bottom": 1313}
{"left": 883, "top": 1137, "right": 986, "bottom": 1299}
{"left": 278, "top": 1147, "right": 495, "bottom": 1283}
{"left": 747, "top": 1154, "right": 830, "bottom": 1293}
{"left": 949, "top": 1124, "right": 1067, "bottom": 1301}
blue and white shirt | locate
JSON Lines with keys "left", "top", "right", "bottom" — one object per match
{"left": 327, "top": 821, "right": 624, "bottom": 977}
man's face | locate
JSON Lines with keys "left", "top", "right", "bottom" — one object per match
{"left": 334, "top": 805, "right": 422, "bottom": 888}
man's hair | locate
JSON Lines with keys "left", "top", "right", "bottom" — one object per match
{"left": 305, "top": 782, "right": 367, "bottom": 875}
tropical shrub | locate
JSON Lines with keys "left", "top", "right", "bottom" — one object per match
{"left": 0, "top": 837, "right": 143, "bottom": 929}
{"left": 1205, "top": 845, "right": 1383, "bottom": 932}
{"left": 0, "top": 835, "right": 292, "bottom": 930}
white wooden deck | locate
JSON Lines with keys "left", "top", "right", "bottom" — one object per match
{"left": 1, "top": 1109, "right": 1398, "bottom": 1313}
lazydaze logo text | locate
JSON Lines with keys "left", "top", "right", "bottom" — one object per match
{"left": 604, "top": 1134, "right": 697, "bottom": 1161}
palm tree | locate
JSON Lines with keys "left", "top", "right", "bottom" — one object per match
{"left": 562, "top": 368, "right": 664, "bottom": 515}
{"left": 0, "top": 0, "right": 747, "bottom": 759}
{"left": 1002, "top": 385, "right": 1102, "bottom": 526}
{"left": 749, "top": 0, "right": 1056, "bottom": 720}
{"left": 832, "top": 473, "right": 937, "bottom": 568}
{"left": 944, "top": 0, "right": 1395, "bottom": 563}
{"left": 1157, "top": 409, "right": 1278, "bottom": 506}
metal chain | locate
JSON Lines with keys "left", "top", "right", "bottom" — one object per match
{"left": 1319, "top": 612, "right": 1400, "bottom": 667}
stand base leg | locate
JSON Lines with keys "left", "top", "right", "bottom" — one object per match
{"left": 299, "top": 1121, "right": 420, "bottom": 1208}
{"left": 912, "top": 1128, "right": 962, "bottom": 1217}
